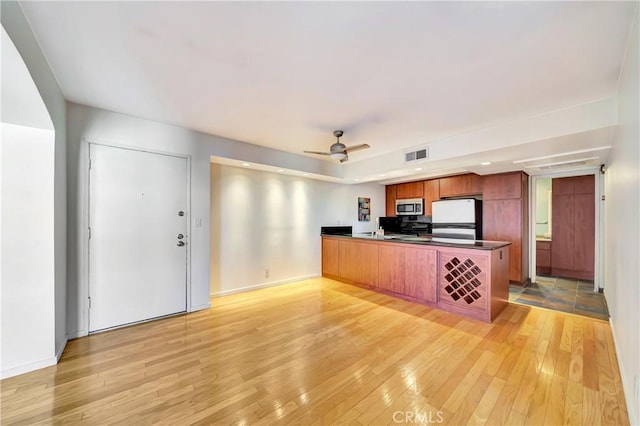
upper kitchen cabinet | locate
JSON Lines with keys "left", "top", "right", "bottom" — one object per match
{"left": 396, "top": 181, "right": 424, "bottom": 199}
{"left": 385, "top": 185, "right": 397, "bottom": 217}
{"left": 439, "top": 174, "right": 482, "bottom": 198}
{"left": 482, "top": 171, "right": 529, "bottom": 284}
{"left": 423, "top": 179, "right": 440, "bottom": 216}
{"left": 483, "top": 172, "right": 525, "bottom": 200}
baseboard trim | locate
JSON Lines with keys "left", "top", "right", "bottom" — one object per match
{"left": 1, "top": 356, "right": 57, "bottom": 380}
{"left": 55, "top": 337, "right": 68, "bottom": 362}
{"left": 211, "top": 274, "right": 321, "bottom": 298}
{"left": 189, "top": 303, "right": 211, "bottom": 312}
{"left": 67, "top": 329, "right": 87, "bottom": 340}
{"left": 608, "top": 317, "right": 638, "bottom": 426}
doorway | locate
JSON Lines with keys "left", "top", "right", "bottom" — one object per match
{"left": 529, "top": 169, "right": 603, "bottom": 292}
{"left": 88, "top": 144, "right": 188, "bottom": 332}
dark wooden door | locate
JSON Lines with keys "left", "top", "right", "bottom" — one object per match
{"left": 551, "top": 175, "right": 595, "bottom": 280}
{"left": 574, "top": 193, "right": 595, "bottom": 276}
{"left": 551, "top": 193, "right": 575, "bottom": 270}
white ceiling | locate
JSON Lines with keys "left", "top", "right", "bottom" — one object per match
{"left": 18, "top": 1, "right": 637, "bottom": 181}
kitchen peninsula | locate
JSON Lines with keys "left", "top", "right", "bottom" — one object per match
{"left": 322, "top": 234, "right": 511, "bottom": 322}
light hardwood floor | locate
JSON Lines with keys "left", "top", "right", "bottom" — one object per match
{"left": 1, "top": 278, "right": 629, "bottom": 425}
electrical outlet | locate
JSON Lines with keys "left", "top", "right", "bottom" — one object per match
{"left": 265, "top": 267, "right": 270, "bottom": 279}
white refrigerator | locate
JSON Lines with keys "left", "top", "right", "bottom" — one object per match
{"left": 431, "top": 199, "right": 483, "bottom": 243}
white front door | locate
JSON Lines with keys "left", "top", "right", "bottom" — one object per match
{"left": 89, "top": 144, "right": 188, "bottom": 332}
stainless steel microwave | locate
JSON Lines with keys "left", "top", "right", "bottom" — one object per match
{"left": 395, "top": 198, "right": 424, "bottom": 216}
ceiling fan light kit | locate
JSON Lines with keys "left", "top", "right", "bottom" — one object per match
{"left": 303, "top": 130, "right": 370, "bottom": 163}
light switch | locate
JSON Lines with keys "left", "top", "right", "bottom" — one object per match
{"left": 195, "top": 218, "right": 202, "bottom": 228}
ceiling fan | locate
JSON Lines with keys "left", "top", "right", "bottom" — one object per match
{"left": 303, "top": 130, "right": 370, "bottom": 163}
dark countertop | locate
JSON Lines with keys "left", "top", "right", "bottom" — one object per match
{"left": 323, "top": 233, "right": 511, "bottom": 251}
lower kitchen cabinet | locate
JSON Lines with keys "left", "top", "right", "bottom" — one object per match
{"left": 338, "top": 239, "right": 379, "bottom": 287}
{"left": 322, "top": 236, "right": 510, "bottom": 322}
{"left": 378, "top": 245, "right": 406, "bottom": 294}
{"left": 536, "top": 240, "right": 552, "bottom": 275}
{"left": 404, "top": 247, "right": 437, "bottom": 303}
{"left": 322, "top": 238, "right": 340, "bottom": 276}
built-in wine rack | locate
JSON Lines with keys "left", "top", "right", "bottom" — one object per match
{"left": 439, "top": 253, "right": 488, "bottom": 311}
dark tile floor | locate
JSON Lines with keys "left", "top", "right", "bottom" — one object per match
{"left": 509, "top": 275, "right": 609, "bottom": 321}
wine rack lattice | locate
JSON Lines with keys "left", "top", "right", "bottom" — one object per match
{"left": 443, "top": 257, "right": 483, "bottom": 305}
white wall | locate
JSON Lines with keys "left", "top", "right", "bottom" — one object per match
{"left": 534, "top": 178, "right": 551, "bottom": 238}
{"left": 1, "top": 123, "right": 56, "bottom": 378}
{"left": 66, "top": 103, "right": 340, "bottom": 336}
{"left": 605, "top": 7, "right": 640, "bottom": 425}
{"left": 210, "top": 163, "right": 385, "bottom": 295}
{"left": 2, "top": 2, "right": 68, "bottom": 362}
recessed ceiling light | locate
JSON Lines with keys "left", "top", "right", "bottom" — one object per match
{"left": 277, "top": 169, "right": 284, "bottom": 172}
{"left": 354, "top": 178, "right": 361, "bottom": 182}
{"left": 481, "top": 162, "right": 491, "bottom": 166}
{"left": 415, "top": 167, "right": 423, "bottom": 171}
{"left": 241, "top": 162, "right": 251, "bottom": 167}
{"left": 303, "top": 173, "right": 309, "bottom": 176}
{"left": 379, "top": 174, "right": 386, "bottom": 177}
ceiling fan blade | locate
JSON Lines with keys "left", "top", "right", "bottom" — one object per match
{"left": 344, "top": 143, "right": 370, "bottom": 153}
{"left": 303, "top": 150, "right": 331, "bottom": 156}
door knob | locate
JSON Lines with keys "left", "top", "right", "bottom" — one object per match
{"left": 177, "top": 241, "right": 185, "bottom": 247}
{"left": 177, "top": 234, "right": 184, "bottom": 239}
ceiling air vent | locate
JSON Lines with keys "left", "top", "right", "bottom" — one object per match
{"left": 405, "top": 146, "right": 429, "bottom": 163}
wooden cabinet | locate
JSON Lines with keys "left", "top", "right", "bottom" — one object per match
{"left": 321, "top": 236, "right": 509, "bottom": 322}
{"left": 338, "top": 239, "right": 379, "bottom": 286}
{"left": 551, "top": 175, "right": 595, "bottom": 280}
{"left": 378, "top": 245, "right": 406, "bottom": 294}
{"left": 536, "top": 240, "right": 552, "bottom": 275}
{"left": 322, "top": 238, "right": 340, "bottom": 276}
{"left": 404, "top": 247, "right": 437, "bottom": 303}
{"left": 376, "top": 244, "right": 437, "bottom": 302}
{"left": 439, "top": 174, "right": 482, "bottom": 198}
{"left": 396, "top": 181, "right": 424, "bottom": 199}
{"left": 423, "top": 179, "right": 440, "bottom": 216}
{"left": 385, "top": 185, "right": 397, "bottom": 217}
{"left": 482, "top": 172, "right": 523, "bottom": 200}
{"left": 482, "top": 171, "right": 529, "bottom": 284}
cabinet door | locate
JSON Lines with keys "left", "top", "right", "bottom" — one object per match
{"left": 483, "top": 199, "right": 522, "bottom": 282}
{"left": 385, "top": 185, "right": 397, "bottom": 217}
{"left": 396, "top": 181, "right": 424, "bottom": 199}
{"left": 482, "top": 172, "right": 522, "bottom": 200}
{"left": 378, "top": 245, "right": 405, "bottom": 294}
{"left": 423, "top": 179, "right": 440, "bottom": 216}
{"left": 338, "top": 240, "right": 379, "bottom": 286}
{"left": 405, "top": 247, "right": 437, "bottom": 303}
{"left": 574, "top": 193, "right": 595, "bottom": 277}
{"left": 439, "top": 174, "right": 481, "bottom": 197}
{"left": 551, "top": 193, "right": 575, "bottom": 270}
{"left": 322, "top": 238, "right": 340, "bottom": 276}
